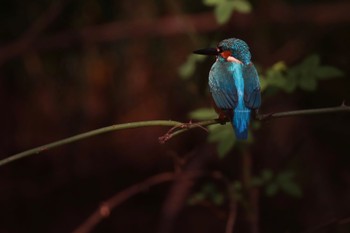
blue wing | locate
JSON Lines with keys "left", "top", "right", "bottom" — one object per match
{"left": 243, "top": 63, "right": 261, "bottom": 109}
{"left": 208, "top": 61, "right": 237, "bottom": 109}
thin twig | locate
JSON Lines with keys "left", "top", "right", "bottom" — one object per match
{"left": 158, "top": 120, "right": 216, "bottom": 143}
{"left": 225, "top": 192, "right": 237, "bottom": 233}
{"left": 212, "top": 172, "right": 238, "bottom": 233}
{"left": 256, "top": 103, "right": 350, "bottom": 120}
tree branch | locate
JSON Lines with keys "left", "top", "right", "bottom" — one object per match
{"left": 2, "top": 104, "right": 349, "bottom": 167}
{"left": 73, "top": 171, "right": 204, "bottom": 233}
{"left": 0, "top": 0, "right": 71, "bottom": 65}
{"left": 71, "top": 172, "right": 178, "bottom": 233}
{"left": 72, "top": 170, "right": 234, "bottom": 233}
{"left": 0, "top": 120, "right": 185, "bottom": 167}
{"left": 256, "top": 102, "right": 350, "bottom": 120}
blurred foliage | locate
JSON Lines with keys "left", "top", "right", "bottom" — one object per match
{"left": 261, "top": 54, "right": 344, "bottom": 93}
{"left": 179, "top": 55, "right": 206, "bottom": 80}
{"left": 252, "top": 169, "right": 302, "bottom": 198}
{"left": 188, "top": 182, "right": 225, "bottom": 206}
{"left": 189, "top": 108, "right": 236, "bottom": 158}
{"left": 203, "top": 0, "right": 252, "bottom": 24}
{"left": 189, "top": 169, "right": 301, "bottom": 208}
{"left": 188, "top": 108, "right": 217, "bottom": 120}
{"left": 207, "top": 124, "right": 236, "bottom": 158}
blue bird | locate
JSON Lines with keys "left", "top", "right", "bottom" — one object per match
{"left": 193, "top": 38, "right": 261, "bottom": 140}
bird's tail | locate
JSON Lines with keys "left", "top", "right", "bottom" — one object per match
{"left": 233, "top": 109, "right": 250, "bottom": 140}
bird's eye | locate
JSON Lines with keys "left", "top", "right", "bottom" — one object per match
{"left": 217, "top": 46, "right": 223, "bottom": 53}
{"left": 220, "top": 50, "right": 232, "bottom": 59}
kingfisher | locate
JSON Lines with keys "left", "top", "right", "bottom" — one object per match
{"left": 193, "top": 38, "right": 261, "bottom": 140}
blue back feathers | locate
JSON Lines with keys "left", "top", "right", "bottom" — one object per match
{"left": 208, "top": 38, "right": 261, "bottom": 140}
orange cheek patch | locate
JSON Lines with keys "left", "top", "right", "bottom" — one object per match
{"left": 220, "top": 51, "right": 232, "bottom": 59}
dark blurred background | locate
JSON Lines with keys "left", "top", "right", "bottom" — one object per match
{"left": 0, "top": 0, "right": 350, "bottom": 232}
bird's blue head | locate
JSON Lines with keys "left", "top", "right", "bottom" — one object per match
{"left": 217, "top": 38, "right": 251, "bottom": 64}
{"left": 193, "top": 38, "right": 252, "bottom": 65}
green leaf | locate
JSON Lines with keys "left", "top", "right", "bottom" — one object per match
{"left": 202, "top": 183, "right": 216, "bottom": 194}
{"left": 259, "top": 75, "right": 268, "bottom": 91}
{"left": 266, "top": 69, "right": 287, "bottom": 88}
{"left": 232, "top": 181, "right": 242, "bottom": 191}
{"left": 178, "top": 55, "right": 206, "bottom": 80}
{"left": 301, "top": 54, "right": 320, "bottom": 69}
{"left": 261, "top": 169, "right": 273, "bottom": 182}
{"left": 211, "top": 192, "right": 225, "bottom": 205}
{"left": 279, "top": 182, "right": 302, "bottom": 198}
{"left": 208, "top": 124, "right": 231, "bottom": 142}
{"left": 284, "top": 72, "right": 297, "bottom": 93}
{"left": 207, "top": 124, "right": 235, "bottom": 153}
{"left": 178, "top": 59, "right": 195, "bottom": 79}
{"left": 251, "top": 120, "right": 261, "bottom": 130}
{"left": 251, "top": 177, "right": 263, "bottom": 186}
{"left": 209, "top": 124, "right": 236, "bottom": 158}
{"left": 206, "top": 0, "right": 251, "bottom": 23}
{"left": 203, "top": 0, "right": 225, "bottom": 6}
{"left": 217, "top": 138, "right": 234, "bottom": 158}
{"left": 231, "top": 181, "right": 243, "bottom": 201}
{"left": 265, "top": 183, "right": 279, "bottom": 197}
{"left": 263, "top": 61, "right": 290, "bottom": 91}
{"left": 267, "top": 72, "right": 286, "bottom": 87}
{"left": 298, "top": 76, "right": 317, "bottom": 91}
{"left": 188, "top": 192, "right": 206, "bottom": 205}
{"left": 231, "top": 0, "right": 252, "bottom": 13}
{"left": 214, "top": 1, "right": 235, "bottom": 24}
{"left": 246, "top": 129, "right": 254, "bottom": 144}
{"left": 276, "top": 171, "right": 295, "bottom": 182}
{"left": 189, "top": 108, "right": 217, "bottom": 120}
{"left": 315, "top": 66, "right": 344, "bottom": 79}
{"left": 271, "top": 61, "right": 287, "bottom": 72}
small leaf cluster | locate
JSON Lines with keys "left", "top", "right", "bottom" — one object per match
{"left": 203, "top": 0, "right": 252, "bottom": 24}
{"left": 179, "top": 55, "right": 206, "bottom": 80}
{"left": 189, "top": 108, "right": 256, "bottom": 158}
{"left": 188, "top": 169, "right": 301, "bottom": 208}
{"left": 252, "top": 170, "right": 302, "bottom": 198}
{"left": 188, "top": 183, "right": 225, "bottom": 206}
{"left": 260, "top": 55, "right": 343, "bottom": 93}
{"left": 188, "top": 180, "right": 244, "bottom": 207}
{"left": 189, "top": 108, "right": 248, "bottom": 158}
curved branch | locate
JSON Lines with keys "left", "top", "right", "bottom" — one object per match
{"left": 72, "top": 170, "right": 232, "bottom": 233}
{"left": 0, "top": 120, "right": 183, "bottom": 167}
{"left": 72, "top": 172, "right": 177, "bottom": 233}
{"left": 1, "top": 103, "right": 349, "bottom": 167}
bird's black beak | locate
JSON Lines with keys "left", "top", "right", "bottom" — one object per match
{"left": 193, "top": 48, "right": 219, "bottom": 56}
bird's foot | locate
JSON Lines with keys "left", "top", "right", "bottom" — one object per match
{"left": 216, "top": 112, "right": 230, "bottom": 125}
{"left": 159, "top": 120, "right": 208, "bottom": 144}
